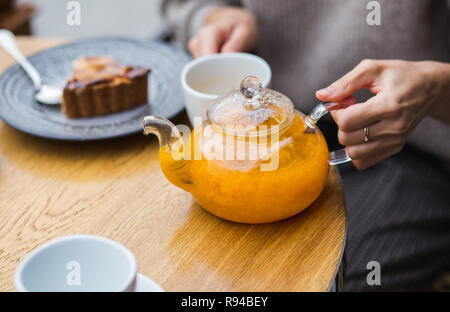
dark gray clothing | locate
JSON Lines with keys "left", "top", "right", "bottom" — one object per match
{"left": 339, "top": 145, "right": 450, "bottom": 291}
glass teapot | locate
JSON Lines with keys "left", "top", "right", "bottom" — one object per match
{"left": 143, "top": 76, "right": 351, "bottom": 224}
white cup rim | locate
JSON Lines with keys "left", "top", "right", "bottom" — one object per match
{"left": 14, "top": 234, "right": 138, "bottom": 292}
{"left": 180, "top": 52, "right": 272, "bottom": 100}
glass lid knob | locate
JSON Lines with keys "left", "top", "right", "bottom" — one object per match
{"left": 240, "top": 75, "right": 262, "bottom": 98}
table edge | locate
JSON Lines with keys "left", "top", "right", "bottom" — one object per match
{"left": 326, "top": 166, "right": 347, "bottom": 292}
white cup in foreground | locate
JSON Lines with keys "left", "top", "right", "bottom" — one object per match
{"left": 14, "top": 235, "right": 138, "bottom": 292}
{"left": 181, "top": 52, "right": 272, "bottom": 125}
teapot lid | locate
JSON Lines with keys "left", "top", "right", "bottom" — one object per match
{"left": 207, "top": 76, "right": 294, "bottom": 136}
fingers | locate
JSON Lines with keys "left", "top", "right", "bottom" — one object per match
{"left": 188, "top": 26, "right": 228, "bottom": 58}
{"left": 337, "top": 117, "right": 409, "bottom": 146}
{"left": 338, "top": 122, "right": 405, "bottom": 170}
{"left": 189, "top": 23, "right": 256, "bottom": 58}
{"left": 346, "top": 136, "right": 403, "bottom": 161}
{"left": 333, "top": 104, "right": 408, "bottom": 170}
{"left": 221, "top": 25, "right": 255, "bottom": 53}
{"left": 337, "top": 126, "right": 368, "bottom": 146}
{"left": 324, "top": 96, "right": 356, "bottom": 110}
{"left": 188, "top": 7, "right": 258, "bottom": 58}
{"left": 330, "top": 93, "right": 400, "bottom": 132}
{"left": 316, "top": 59, "right": 383, "bottom": 102}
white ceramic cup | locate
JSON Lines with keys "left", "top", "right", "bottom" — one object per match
{"left": 181, "top": 52, "right": 272, "bottom": 125}
{"left": 14, "top": 235, "right": 138, "bottom": 292}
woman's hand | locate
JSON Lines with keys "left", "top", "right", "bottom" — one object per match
{"left": 188, "top": 7, "right": 258, "bottom": 58}
{"left": 316, "top": 60, "right": 450, "bottom": 170}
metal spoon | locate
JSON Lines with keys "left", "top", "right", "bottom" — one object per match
{"left": 0, "top": 29, "right": 62, "bottom": 105}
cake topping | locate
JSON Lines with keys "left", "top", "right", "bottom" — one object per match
{"left": 65, "top": 56, "right": 150, "bottom": 90}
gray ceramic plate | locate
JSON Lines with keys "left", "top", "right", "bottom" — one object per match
{"left": 0, "top": 37, "right": 191, "bottom": 140}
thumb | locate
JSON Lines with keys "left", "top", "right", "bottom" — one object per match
{"left": 316, "top": 59, "right": 380, "bottom": 102}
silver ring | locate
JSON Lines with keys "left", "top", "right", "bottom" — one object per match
{"left": 363, "top": 125, "right": 370, "bottom": 143}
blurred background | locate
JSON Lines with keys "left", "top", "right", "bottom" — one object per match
{"left": 1, "top": 0, "right": 164, "bottom": 38}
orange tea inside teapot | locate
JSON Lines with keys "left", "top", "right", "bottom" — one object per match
{"left": 144, "top": 76, "right": 349, "bottom": 224}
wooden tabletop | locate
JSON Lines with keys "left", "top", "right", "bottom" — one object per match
{"left": 0, "top": 37, "right": 346, "bottom": 292}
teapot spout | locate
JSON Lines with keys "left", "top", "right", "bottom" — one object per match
{"left": 143, "top": 116, "right": 182, "bottom": 149}
{"left": 142, "top": 116, "right": 192, "bottom": 192}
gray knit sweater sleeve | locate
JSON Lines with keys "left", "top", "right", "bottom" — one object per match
{"left": 162, "top": 0, "right": 241, "bottom": 46}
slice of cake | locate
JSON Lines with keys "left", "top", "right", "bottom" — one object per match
{"left": 62, "top": 56, "right": 150, "bottom": 118}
